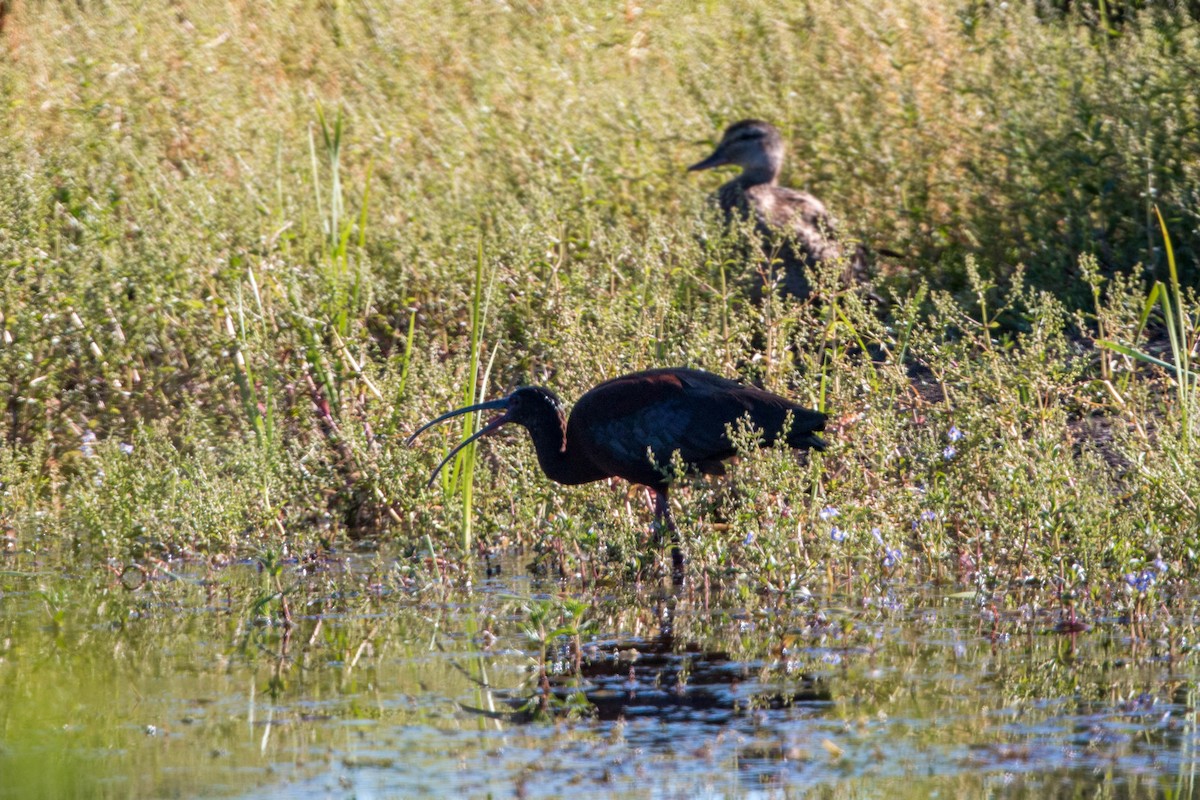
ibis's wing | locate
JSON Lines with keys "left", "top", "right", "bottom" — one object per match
{"left": 569, "top": 369, "right": 822, "bottom": 485}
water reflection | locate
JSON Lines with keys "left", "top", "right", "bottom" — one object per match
{"left": 0, "top": 551, "right": 1196, "bottom": 798}
{"left": 463, "top": 631, "right": 830, "bottom": 724}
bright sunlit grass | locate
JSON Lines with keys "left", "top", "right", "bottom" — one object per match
{"left": 0, "top": 0, "right": 1198, "bottom": 596}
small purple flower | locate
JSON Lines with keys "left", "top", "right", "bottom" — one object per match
{"left": 1153, "top": 558, "right": 1169, "bottom": 575}
{"left": 119, "top": 443, "right": 134, "bottom": 455}
{"left": 1125, "top": 570, "right": 1156, "bottom": 594}
{"left": 921, "top": 510, "right": 938, "bottom": 522}
{"left": 870, "top": 528, "right": 902, "bottom": 568}
{"left": 819, "top": 506, "right": 839, "bottom": 522}
{"left": 943, "top": 445, "right": 957, "bottom": 461}
{"left": 830, "top": 526, "right": 847, "bottom": 543}
{"left": 743, "top": 530, "right": 755, "bottom": 546}
{"left": 948, "top": 426, "right": 964, "bottom": 442}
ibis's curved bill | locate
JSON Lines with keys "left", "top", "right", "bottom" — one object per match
{"left": 406, "top": 397, "right": 511, "bottom": 489}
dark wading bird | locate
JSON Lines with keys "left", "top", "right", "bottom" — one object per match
{"left": 688, "top": 119, "right": 869, "bottom": 301}
{"left": 407, "top": 367, "right": 827, "bottom": 576}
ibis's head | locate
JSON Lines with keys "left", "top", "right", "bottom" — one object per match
{"left": 687, "top": 119, "right": 784, "bottom": 181}
{"left": 406, "top": 386, "right": 566, "bottom": 488}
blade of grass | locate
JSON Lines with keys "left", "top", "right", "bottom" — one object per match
{"left": 1155, "top": 205, "right": 1194, "bottom": 447}
{"left": 1095, "top": 339, "right": 1200, "bottom": 379}
{"left": 442, "top": 238, "right": 497, "bottom": 556}
{"left": 396, "top": 306, "right": 418, "bottom": 399}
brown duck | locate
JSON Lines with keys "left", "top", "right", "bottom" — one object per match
{"left": 689, "top": 119, "right": 867, "bottom": 300}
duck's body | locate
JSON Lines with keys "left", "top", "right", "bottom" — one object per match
{"left": 408, "top": 367, "right": 828, "bottom": 575}
{"left": 690, "top": 119, "right": 865, "bottom": 300}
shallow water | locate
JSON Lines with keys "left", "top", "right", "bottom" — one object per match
{"left": 1, "top": 551, "right": 1196, "bottom": 798}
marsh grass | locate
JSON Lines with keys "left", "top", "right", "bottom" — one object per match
{"left": 1098, "top": 207, "right": 1199, "bottom": 451}
{"left": 441, "top": 238, "right": 497, "bottom": 555}
{"left": 0, "top": 0, "right": 1198, "bottom": 601}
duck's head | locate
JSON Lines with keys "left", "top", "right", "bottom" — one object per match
{"left": 688, "top": 119, "right": 784, "bottom": 184}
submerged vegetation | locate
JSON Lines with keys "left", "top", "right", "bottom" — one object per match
{"left": 1, "top": 0, "right": 1200, "bottom": 794}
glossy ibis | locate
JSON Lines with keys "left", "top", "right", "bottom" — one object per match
{"left": 688, "top": 119, "right": 868, "bottom": 300}
{"left": 407, "top": 367, "right": 827, "bottom": 575}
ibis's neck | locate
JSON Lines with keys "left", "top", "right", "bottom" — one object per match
{"left": 523, "top": 410, "right": 607, "bottom": 486}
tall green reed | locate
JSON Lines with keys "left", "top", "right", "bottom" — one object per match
{"left": 438, "top": 240, "right": 497, "bottom": 555}
{"left": 1097, "top": 207, "right": 1198, "bottom": 450}
{"left": 227, "top": 277, "right": 275, "bottom": 447}
{"left": 309, "top": 103, "right": 372, "bottom": 338}
{"left": 293, "top": 104, "right": 378, "bottom": 423}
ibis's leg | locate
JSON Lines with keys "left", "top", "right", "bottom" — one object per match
{"left": 651, "top": 489, "right": 684, "bottom": 579}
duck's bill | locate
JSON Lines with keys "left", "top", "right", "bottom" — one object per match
{"left": 687, "top": 151, "right": 728, "bottom": 172}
